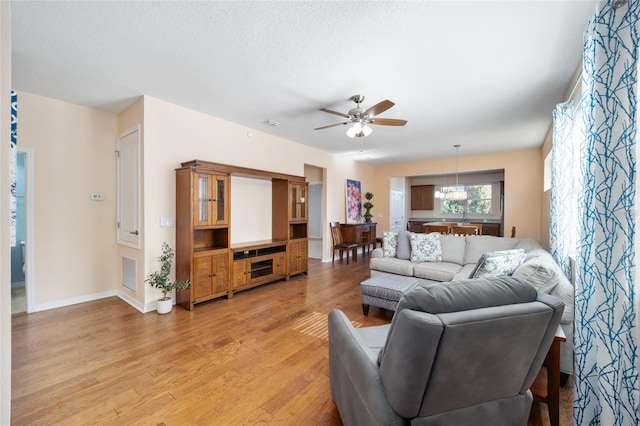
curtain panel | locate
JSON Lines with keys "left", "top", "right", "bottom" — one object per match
{"left": 10, "top": 90, "right": 17, "bottom": 247}
{"left": 573, "top": 2, "right": 639, "bottom": 424}
{"left": 549, "top": 100, "right": 580, "bottom": 278}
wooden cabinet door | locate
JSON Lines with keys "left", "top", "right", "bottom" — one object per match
{"left": 289, "top": 239, "right": 308, "bottom": 276}
{"left": 211, "top": 253, "right": 229, "bottom": 294}
{"left": 274, "top": 252, "right": 286, "bottom": 276}
{"left": 193, "top": 172, "right": 229, "bottom": 226}
{"left": 193, "top": 253, "right": 229, "bottom": 299}
{"left": 410, "top": 185, "right": 434, "bottom": 210}
{"left": 193, "top": 255, "right": 214, "bottom": 299}
{"left": 290, "top": 183, "right": 308, "bottom": 222}
{"left": 232, "top": 260, "right": 248, "bottom": 290}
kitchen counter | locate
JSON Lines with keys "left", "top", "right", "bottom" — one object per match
{"left": 411, "top": 218, "right": 502, "bottom": 224}
{"left": 408, "top": 218, "right": 503, "bottom": 236}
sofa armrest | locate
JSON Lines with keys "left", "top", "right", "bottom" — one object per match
{"left": 372, "top": 247, "right": 384, "bottom": 258}
{"left": 328, "top": 309, "right": 402, "bottom": 425}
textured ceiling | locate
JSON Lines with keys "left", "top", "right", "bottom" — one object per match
{"left": 11, "top": 1, "right": 599, "bottom": 165}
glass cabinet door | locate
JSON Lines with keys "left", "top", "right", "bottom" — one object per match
{"left": 289, "top": 183, "right": 308, "bottom": 222}
{"left": 215, "top": 176, "right": 227, "bottom": 224}
{"left": 194, "top": 173, "right": 228, "bottom": 226}
{"left": 199, "top": 176, "right": 210, "bottom": 222}
{"left": 300, "top": 185, "right": 306, "bottom": 220}
{"left": 290, "top": 185, "right": 298, "bottom": 220}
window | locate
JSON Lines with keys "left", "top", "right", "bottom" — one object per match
{"left": 441, "top": 184, "right": 492, "bottom": 215}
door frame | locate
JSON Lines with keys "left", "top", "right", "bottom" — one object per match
{"left": 18, "top": 147, "right": 35, "bottom": 313}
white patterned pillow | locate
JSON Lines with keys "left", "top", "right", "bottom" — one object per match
{"left": 382, "top": 231, "right": 398, "bottom": 258}
{"left": 469, "top": 249, "right": 527, "bottom": 279}
{"left": 409, "top": 232, "right": 442, "bottom": 263}
{"left": 396, "top": 230, "right": 412, "bottom": 260}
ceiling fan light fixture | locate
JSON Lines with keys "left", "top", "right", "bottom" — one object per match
{"left": 317, "top": 94, "right": 405, "bottom": 137}
{"left": 346, "top": 122, "right": 372, "bottom": 138}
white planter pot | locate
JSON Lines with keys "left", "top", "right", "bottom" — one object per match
{"left": 156, "top": 298, "right": 174, "bottom": 314}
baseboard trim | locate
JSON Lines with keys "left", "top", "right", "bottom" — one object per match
{"left": 117, "top": 291, "right": 157, "bottom": 313}
{"left": 34, "top": 290, "right": 118, "bottom": 312}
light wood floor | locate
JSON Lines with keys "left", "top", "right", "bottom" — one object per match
{"left": 12, "top": 257, "right": 571, "bottom": 425}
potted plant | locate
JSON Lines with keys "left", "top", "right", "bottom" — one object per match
{"left": 363, "top": 192, "right": 374, "bottom": 223}
{"left": 145, "top": 242, "right": 190, "bottom": 314}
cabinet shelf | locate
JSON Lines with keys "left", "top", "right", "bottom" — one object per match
{"left": 232, "top": 240, "right": 287, "bottom": 292}
{"left": 194, "top": 246, "right": 228, "bottom": 254}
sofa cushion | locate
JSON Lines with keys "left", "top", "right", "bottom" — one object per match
{"left": 463, "top": 236, "right": 520, "bottom": 265}
{"left": 453, "top": 264, "right": 476, "bottom": 281}
{"left": 514, "top": 238, "right": 544, "bottom": 252}
{"left": 382, "top": 231, "right": 398, "bottom": 258}
{"left": 397, "top": 277, "right": 539, "bottom": 315}
{"left": 410, "top": 232, "right": 442, "bottom": 263}
{"left": 439, "top": 235, "right": 466, "bottom": 265}
{"left": 512, "top": 249, "right": 560, "bottom": 294}
{"left": 469, "top": 249, "right": 527, "bottom": 279}
{"left": 397, "top": 230, "right": 412, "bottom": 260}
{"left": 370, "top": 257, "right": 415, "bottom": 276}
{"left": 414, "top": 262, "right": 462, "bottom": 282}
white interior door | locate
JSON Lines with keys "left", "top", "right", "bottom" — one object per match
{"left": 390, "top": 189, "right": 404, "bottom": 233}
{"left": 117, "top": 126, "right": 141, "bottom": 248}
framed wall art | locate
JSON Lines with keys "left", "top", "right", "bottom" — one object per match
{"left": 346, "top": 179, "right": 362, "bottom": 224}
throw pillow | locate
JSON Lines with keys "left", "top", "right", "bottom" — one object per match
{"left": 469, "top": 249, "right": 527, "bottom": 279}
{"left": 396, "top": 230, "right": 412, "bottom": 260}
{"left": 382, "top": 231, "right": 398, "bottom": 258}
{"left": 409, "top": 232, "right": 442, "bottom": 263}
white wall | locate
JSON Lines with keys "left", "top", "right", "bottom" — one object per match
{"left": 231, "top": 176, "right": 272, "bottom": 244}
{"left": 15, "top": 91, "right": 119, "bottom": 310}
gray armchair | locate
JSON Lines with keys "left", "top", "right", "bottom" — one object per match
{"left": 328, "top": 277, "right": 564, "bottom": 425}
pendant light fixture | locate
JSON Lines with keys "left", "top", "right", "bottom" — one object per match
{"left": 445, "top": 144, "right": 468, "bottom": 200}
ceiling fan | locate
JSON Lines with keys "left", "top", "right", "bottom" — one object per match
{"left": 314, "top": 94, "right": 407, "bottom": 138}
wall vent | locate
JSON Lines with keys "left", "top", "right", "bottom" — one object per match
{"left": 122, "top": 256, "right": 137, "bottom": 293}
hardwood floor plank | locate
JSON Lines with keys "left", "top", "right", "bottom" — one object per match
{"left": 11, "top": 256, "right": 571, "bottom": 425}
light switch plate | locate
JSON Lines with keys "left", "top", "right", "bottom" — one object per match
{"left": 160, "top": 217, "right": 175, "bottom": 228}
{"left": 90, "top": 193, "right": 104, "bottom": 201}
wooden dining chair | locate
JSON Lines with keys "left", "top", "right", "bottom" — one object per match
{"left": 425, "top": 224, "right": 451, "bottom": 234}
{"left": 330, "top": 222, "right": 359, "bottom": 264}
{"left": 451, "top": 225, "right": 478, "bottom": 236}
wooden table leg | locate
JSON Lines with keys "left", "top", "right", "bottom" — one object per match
{"left": 547, "top": 339, "right": 561, "bottom": 426}
{"left": 531, "top": 326, "right": 565, "bottom": 426}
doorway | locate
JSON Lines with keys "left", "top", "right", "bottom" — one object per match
{"left": 11, "top": 148, "right": 33, "bottom": 313}
{"left": 11, "top": 152, "right": 25, "bottom": 313}
{"left": 304, "top": 164, "right": 324, "bottom": 260}
{"left": 307, "top": 182, "right": 323, "bottom": 259}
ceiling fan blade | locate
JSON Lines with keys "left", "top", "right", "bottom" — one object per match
{"left": 370, "top": 118, "right": 407, "bottom": 126}
{"left": 314, "top": 122, "right": 349, "bottom": 130}
{"left": 319, "top": 108, "right": 350, "bottom": 119}
{"left": 363, "top": 100, "right": 394, "bottom": 117}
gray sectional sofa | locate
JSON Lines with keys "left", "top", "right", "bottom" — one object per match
{"left": 369, "top": 232, "right": 575, "bottom": 374}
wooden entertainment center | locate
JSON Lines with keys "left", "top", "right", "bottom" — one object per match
{"left": 175, "top": 160, "right": 308, "bottom": 310}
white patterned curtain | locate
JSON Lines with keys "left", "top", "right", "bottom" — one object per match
{"left": 573, "top": 1, "right": 639, "bottom": 424}
{"left": 10, "top": 90, "right": 17, "bottom": 247}
{"left": 549, "top": 100, "right": 581, "bottom": 277}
